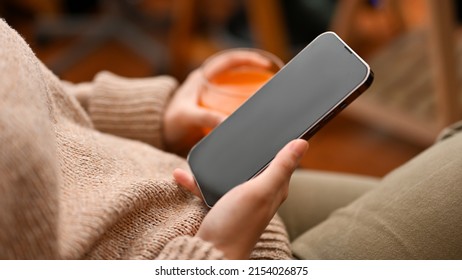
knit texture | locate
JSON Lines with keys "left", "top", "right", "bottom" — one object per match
{"left": 0, "top": 20, "right": 292, "bottom": 260}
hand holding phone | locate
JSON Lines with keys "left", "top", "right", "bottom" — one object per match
{"left": 187, "top": 32, "right": 374, "bottom": 207}
{"left": 174, "top": 139, "right": 308, "bottom": 259}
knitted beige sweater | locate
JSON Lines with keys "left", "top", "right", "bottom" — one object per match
{"left": 0, "top": 20, "right": 292, "bottom": 260}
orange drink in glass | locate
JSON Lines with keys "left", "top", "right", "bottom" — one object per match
{"left": 199, "top": 48, "right": 283, "bottom": 133}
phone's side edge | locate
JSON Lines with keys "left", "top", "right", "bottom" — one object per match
{"left": 185, "top": 151, "right": 215, "bottom": 208}
{"left": 299, "top": 68, "right": 373, "bottom": 141}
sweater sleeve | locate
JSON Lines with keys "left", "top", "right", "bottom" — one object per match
{"left": 156, "top": 236, "right": 226, "bottom": 260}
{"left": 156, "top": 214, "right": 292, "bottom": 260}
{"left": 250, "top": 214, "right": 293, "bottom": 260}
{"left": 63, "top": 71, "right": 178, "bottom": 149}
{"left": 0, "top": 19, "right": 60, "bottom": 259}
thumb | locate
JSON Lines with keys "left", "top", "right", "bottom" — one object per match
{"left": 253, "top": 139, "right": 308, "bottom": 191}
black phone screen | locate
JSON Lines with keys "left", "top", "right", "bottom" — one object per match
{"left": 188, "top": 32, "right": 372, "bottom": 207}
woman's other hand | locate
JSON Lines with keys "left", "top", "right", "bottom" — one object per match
{"left": 163, "top": 50, "right": 273, "bottom": 156}
{"left": 163, "top": 70, "right": 226, "bottom": 156}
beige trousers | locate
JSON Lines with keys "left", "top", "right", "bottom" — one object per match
{"left": 279, "top": 129, "right": 462, "bottom": 259}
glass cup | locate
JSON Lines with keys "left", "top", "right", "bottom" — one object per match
{"left": 199, "top": 48, "right": 284, "bottom": 133}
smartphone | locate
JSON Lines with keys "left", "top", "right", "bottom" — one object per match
{"left": 187, "top": 32, "right": 374, "bottom": 207}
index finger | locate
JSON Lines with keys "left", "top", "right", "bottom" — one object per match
{"left": 173, "top": 168, "right": 203, "bottom": 198}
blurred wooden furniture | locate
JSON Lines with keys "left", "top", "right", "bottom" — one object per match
{"left": 1, "top": 0, "right": 60, "bottom": 16}
{"left": 244, "top": 0, "right": 290, "bottom": 62}
{"left": 331, "top": 0, "right": 461, "bottom": 146}
{"left": 169, "top": 0, "right": 290, "bottom": 79}
{"left": 426, "top": 0, "right": 460, "bottom": 128}
{"left": 35, "top": 0, "right": 170, "bottom": 75}
{"left": 22, "top": 0, "right": 290, "bottom": 80}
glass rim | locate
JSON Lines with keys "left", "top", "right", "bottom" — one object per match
{"left": 200, "top": 48, "right": 284, "bottom": 96}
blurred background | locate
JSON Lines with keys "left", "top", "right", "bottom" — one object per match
{"left": 1, "top": 0, "right": 462, "bottom": 178}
